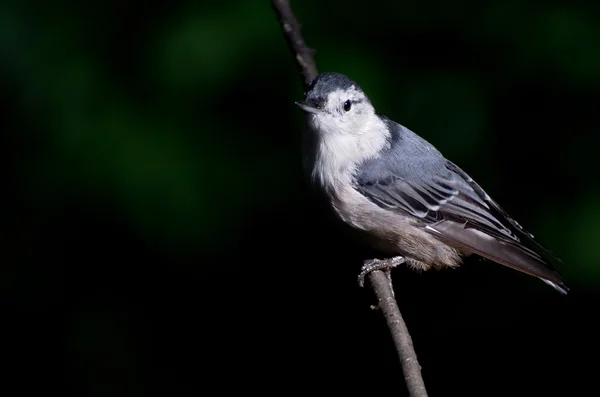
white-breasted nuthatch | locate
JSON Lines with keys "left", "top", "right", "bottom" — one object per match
{"left": 297, "top": 72, "right": 568, "bottom": 294}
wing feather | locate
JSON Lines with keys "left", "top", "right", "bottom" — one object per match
{"left": 354, "top": 121, "right": 568, "bottom": 293}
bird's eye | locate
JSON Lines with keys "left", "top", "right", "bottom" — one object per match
{"left": 343, "top": 100, "right": 352, "bottom": 112}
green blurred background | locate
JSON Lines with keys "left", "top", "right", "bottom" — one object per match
{"left": 2, "top": 0, "right": 599, "bottom": 395}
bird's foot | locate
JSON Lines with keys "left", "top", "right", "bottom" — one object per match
{"left": 358, "top": 256, "right": 405, "bottom": 288}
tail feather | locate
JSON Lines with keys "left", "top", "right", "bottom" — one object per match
{"left": 426, "top": 221, "right": 569, "bottom": 294}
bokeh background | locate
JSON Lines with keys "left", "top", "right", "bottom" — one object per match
{"left": 2, "top": 0, "right": 599, "bottom": 395}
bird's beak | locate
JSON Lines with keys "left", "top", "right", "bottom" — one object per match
{"left": 295, "top": 101, "right": 323, "bottom": 114}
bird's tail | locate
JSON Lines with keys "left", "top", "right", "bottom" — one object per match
{"left": 427, "top": 222, "right": 569, "bottom": 294}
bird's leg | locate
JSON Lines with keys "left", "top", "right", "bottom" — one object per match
{"left": 358, "top": 256, "right": 405, "bottom": 294}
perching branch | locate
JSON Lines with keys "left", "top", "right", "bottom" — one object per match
{"left": 270, "top": 1, "right": 428, "bottom": 396}
{"left": 368, "top": 269, "right": 428, "bottom": 397}
{"left": 270, "top": 0, "right": 318, "bottom": 90}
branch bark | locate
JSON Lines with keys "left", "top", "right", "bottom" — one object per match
{"left": 270, "top": 0, "right": 318, "bottom": 90}
{"left": 271, "top": 1, "right": 428, "bottom": 396}
{"left": 369, "top": 270, "right": 428, "bottom": 397}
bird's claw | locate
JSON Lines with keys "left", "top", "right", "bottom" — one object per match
{"left": 358, "top": 256, "right": 405, "bottom": 288}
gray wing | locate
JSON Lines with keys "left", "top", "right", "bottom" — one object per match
{"left": 355, "top": 121, "right": 568, "bottom": 294}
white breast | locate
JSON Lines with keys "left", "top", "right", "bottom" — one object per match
{"left": 308, "top": 111, "right": 390, "bottom": 192}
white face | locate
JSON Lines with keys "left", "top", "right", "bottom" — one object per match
{"left": 303, "top": 85, "right": 391, "bottom": 189}
{"left": 308, "top": 86, "right": 377, "bottom": 138}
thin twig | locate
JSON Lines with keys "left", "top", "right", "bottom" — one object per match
{"left": 270, "top": 1, "right": 428, "bottom": 396}
{"left": 270, "top": 0, "right": 318, "bottom": 90}
{"left": 369, "top": 269, "right": 428, "bottom": 397}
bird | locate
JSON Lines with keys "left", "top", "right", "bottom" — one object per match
{"left": 296, "top": 72, "right": 568, "bottom": 294}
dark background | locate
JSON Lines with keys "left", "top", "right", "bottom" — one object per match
{"left": 2, "top": 0, "right": 599, "bottom": 395}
